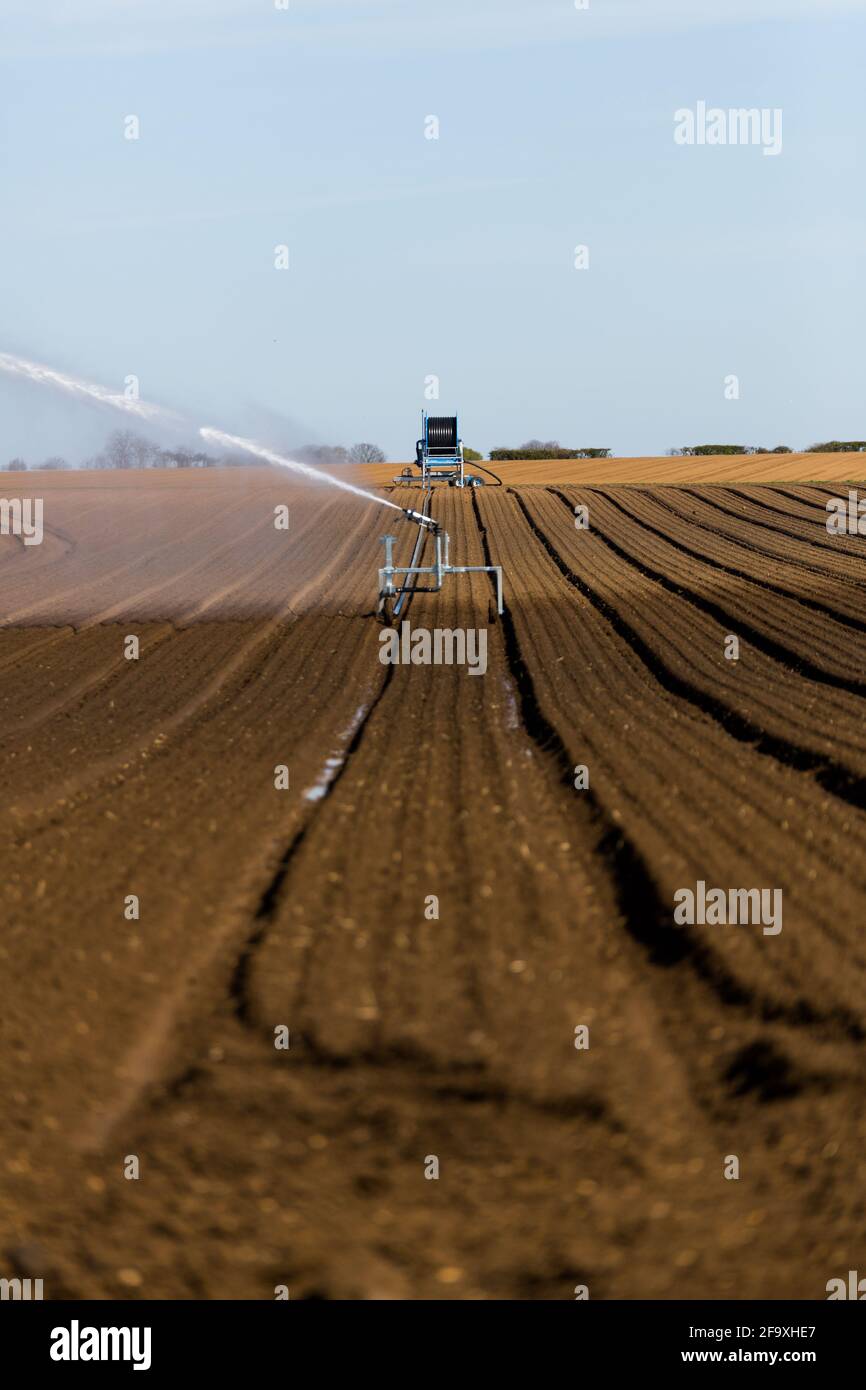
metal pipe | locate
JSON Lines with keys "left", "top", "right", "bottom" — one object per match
{"left": 446, "top": 564, "right": 504, "bottom": 615}
{"left": 393, "top": 489, "right": 431, "bottom": 618}
{"left": 378, "top": 527, "right": 504, "bottom": 617}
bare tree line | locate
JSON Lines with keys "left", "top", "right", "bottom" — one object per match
{"left": 2, "top": 429, "right": 388, "bottom": 471}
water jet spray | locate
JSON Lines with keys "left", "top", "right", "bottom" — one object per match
{"left": 199, "top": 427, "right": 402, "bottom": 513}
{"left": 0, "top": 352, "right": 175, "bottom": 423}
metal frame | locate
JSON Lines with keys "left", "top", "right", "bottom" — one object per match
{"left": 393, "top": 410, "right": 467, "bottom": 488}
{"left": 378, "top": 528, "right": 504, "bottom": 617}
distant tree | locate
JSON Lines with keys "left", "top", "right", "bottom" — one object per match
{"left": 36, "top": 456, "right": 68, "bottom": 470}
{"left": 6, "top": 457, "right": 28, "bottom": 471}
{"left": 98, "top": 429, "right": 159, "bottom": 468}
{"left": 490, "top": 445, "right": 610, "bottom": 461}
{"left": 771, "top": 446, "right": 792, "bottom": 453}
{"left": 518, "top": 439, "right": 580, "bottom": 454}
{"left": 102, "top": 429, "right": 148, "bottom": 468}
{"left": 689, "top": 445, "right": 748, "bottom": 456}
{"left": 132, "top": 436, "right": 158, "bottom": 467}
{"left": 348, "top": 442, "right": 386, "bottom": 463}
{"left": 464, "top": 446, "right": 483, "bottom": 462}
{"left": 103, "top": 429, "right": 135, "bottom": 468}
{"left": 806, "top": 440, "right": 866, "bottom": 453}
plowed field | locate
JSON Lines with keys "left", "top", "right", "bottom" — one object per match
{"left": 357, "top": 449, "right": 866, "bottom": 487}
{"left": 1, "top": 466, "right": 864, "bottom": 1300}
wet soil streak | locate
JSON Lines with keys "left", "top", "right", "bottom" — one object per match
{"left": 230, "top": 666, "right": 395, "bottom": 1023}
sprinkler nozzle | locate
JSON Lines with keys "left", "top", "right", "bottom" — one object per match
{"left": 402, "top": 508, "right": 441, "bottom": 534}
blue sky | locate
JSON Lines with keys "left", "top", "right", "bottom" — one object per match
{"left": 1, "top": 0, "right": 864, "bottom": 462}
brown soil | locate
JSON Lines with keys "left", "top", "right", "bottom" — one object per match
{"left": 1, "top": 467, "right": 864, "bottom": 1300}
{"left": 357, "top": 450, "right": 866, "bottom": 486}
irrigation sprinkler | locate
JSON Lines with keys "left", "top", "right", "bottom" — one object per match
{"left": 401, "top": 508, "right": 441, "bottom": 533}
{"left": 379, "top": 413, "right": 506, "bottom": 617}
{"left": 377, "top": 505, "right": 504, "bottom": 620}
